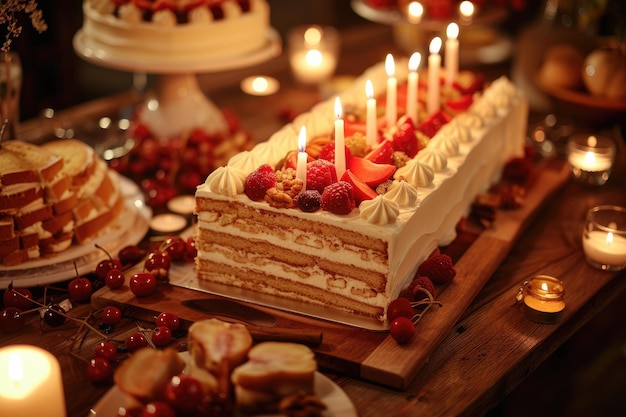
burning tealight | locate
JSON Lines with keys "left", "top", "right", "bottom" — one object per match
{"left": 150, "top": 213, "right": 187, "bottom": 234}
{"left": 516, "top": 275, "right": 565, "bottom": 324}
{"left": 288, "top": 25, "right": 339, "bottom": 85}
{"left": 582, "top": 205, "right": 626, "bottom": 271}
{"left": 567, "top": 134, "right": 616, "bottom": 186}
{"left": 240, "top": 76, "right": 279, "bottom": 96}
{"left": 167, "top": 195, "right": 196, "bottom": 216}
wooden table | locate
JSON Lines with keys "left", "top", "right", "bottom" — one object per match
{"left": 3, "top": 24, "right": 626, "bottom": 417}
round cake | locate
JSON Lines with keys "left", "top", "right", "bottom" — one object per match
{"left": 80, "top": 0, "right": 271, "bottom": 63}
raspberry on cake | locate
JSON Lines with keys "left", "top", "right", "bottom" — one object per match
{"left": 194, "top": 58, "right": 528, "bottom": 322}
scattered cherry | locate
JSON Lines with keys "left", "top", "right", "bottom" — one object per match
{"left": 129, "top": 272, "right": 157, "bottom": 297}
{"left": 386, "top": 298, "right": 415, "bottom": 322}
{"left": 67, "top": 276, "right": 93, "bottom": 302}
{"left": 0, "top": 307, "right": 25, "bottom": 333}
{"left": 389, "top": 316, "right": 415, "bottom": 344}
{"left": 105, "top": 268, "right": 125, "bottom": 290}
{"left": 43, "top": 304, "right": 66, "bottom": 327}
{"left": 151, "top": 326, "right": 173, "bottom": 347}
{"left": 144, "top": 251, "right": 171, "bottom": 279}
{"left": 101, "top": 306, "right": 123, "bottom": 326}
{"left": 118, "top": 244, "right": 146, "bottom": 266}
{"left": 156, "top": 312, "right": 180, "bottom": 332}
{"left": 185, "top": 236, "right": 197, "bottom": 260}
{"left": 163, "top": 375, "right": 204, "bottom": 415}
{"left": 86, "top": 357, "right": 113, "bottom": 384}
{"left": 141, "top": 401, "right": 176, "bottom": 417}
{"left": 3, "top": 284, "right": 33, "bottom": 310}
{"left": 126, "top": 332, "right": 149, "bottom": 353}
{"left": 94, "top": 244, "right": 123, "bottom": 280}
{"left": 94, "top": 341, "right": 118, "bottom": 362}
{"left": 163, "top": 236, "right": 186, "bottom": 262}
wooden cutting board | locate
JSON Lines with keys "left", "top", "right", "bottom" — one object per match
{"left": 92, "top": 160, "right": 570, "bottom": 389}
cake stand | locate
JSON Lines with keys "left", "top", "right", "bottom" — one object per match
{"left": 73, "top": 28, "right": 282, "bottom": 140}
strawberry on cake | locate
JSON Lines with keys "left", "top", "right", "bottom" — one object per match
{"left": 194, "top": 58, "right": 528, "bottom": 322}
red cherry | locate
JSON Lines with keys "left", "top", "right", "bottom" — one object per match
{"left": 94, "top": 341, "right": 118, "bottom": 362}
{"left": 163, "top": 375, "right": 204, "bottom": 414}
{"left": 105, "top": 268, "right": 125, "bottom": 290}
{"left": 126, "top": 332, "right": 149, "bottom": 353}
{"left": 130, "top": 272, "right": 157, "bottom": 297}
{"left": 67, "top": 277, "right": 93, "bottom": 302}
{"left": 185, "top": 237, "right": 197, "bottom": 261}
{"left": 162, "top": 236, "right": 186, "bottom": 262}
{"left": 387, "top": 298, "right": 415, "bottom": 322}
{"left": 141, "top": 402, "right": 176, "bottom": 417}
{"left": 101, "top": 306, "right": 123, "bottom": 325}
{"left": 118, "top": 245, "right": 146, "bottom": 266}
{"left": 3, "top": 285, "right": 33, "bottom": 310}
{"left": 43, "top": 304, "right": 66, "bottom": 327}
{"left": 0, "top": 307, "right": 25, "bottom": 333}
{"left": 389, "top": 316, "right": 415, "bottom": 344}
{"left": 86, "top": 357, "right": 113, "bottom": 383}
{"left": 156, "top": 312, "right": 180, "bottom": 331}
{"left": 95, "top": 244, "right": 123, "bottom": 280}
{"left": 144, "top": 251, "right": 171, "bottom": 279}
{"left": 151, "top": 326, "right": 173, "bottom": 347}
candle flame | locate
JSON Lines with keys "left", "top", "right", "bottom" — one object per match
{"left": 409, "top": 52, "right": 421, "bottom": 72}
{"left": 303, "top": 26, "right": 322, "bottom": 47}
{"left": 366, "top": 79, "right": 374, "bottom": 99}
{"left": 541, "top": 282, "right": 548, "bottom": 291}
{"left": 407, "top": 1, "right": 424, "bottom": 21}
{"left": 587, "top": 135, "right": 598, "bottom": 147}
{"left": 459, "top": 1, "right": 475, "bottom": 18}
{"left": 298, "top": 126, "right": 306, "bottom": 152}
{"left": 334, "top": 96, "right": 343, "bottom": 119}
{"left": 305, "top": 49, "right": 323, "bottom": 67}
{"left": 606, "top": 231, "right": 614, "bottom": 245}
{"left": 446, "top": 22, "right": 459, "bottom": 40}
{"left": 251, "top": 76, "right": 269, "bottom": 93}
{"left": 9, "top": 353, "right": 23, "bottom": 382}
{"left": 429, "top": 37, "right": 442, "bottom": 54}
{"left": 584, "top": 151, "right": 596, "bottom": 165}
{"left": 385, "top": 54, "right": 395, "bottom": 77}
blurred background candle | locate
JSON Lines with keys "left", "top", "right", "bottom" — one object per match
{"left": 334, "top": 97, "right": 346, "bottom": 178}
{"left": 567, "top": 134, "right": 616, "bottom": 186}
{"left": 427, "top": 37, "right": 442, "bottom": 116}
{"left": 288, "top": 25, "right": 339, "bottom": 85}
{"left": 406, "top": 52, "right": 420, "bottom": 124}
{"left": 366, "top": 80, "right": 377, "bottom": 146}
{"left": 0, "top": 345, "right": 67, "bottom": 417}
{"left": 296, "top": 126, "right": 308, "bottom": 189}
{"left": 582, "top": 205, "right": 626, "bottom": 271}
{"left": 240, "top": 75, "right": 279, "bottom": 96}
{"left": 385, "top": 54, "right": 397, "bottom": 128}
{"left": 445, "top": 23, "right": 459, "bottom": 88}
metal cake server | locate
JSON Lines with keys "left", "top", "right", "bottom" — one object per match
{"left": 182, "top": 298, "right": 277, "bottom": 327}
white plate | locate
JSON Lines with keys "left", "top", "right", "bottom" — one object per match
{"left": 73, "top": 28, "right": 282, "bottom": 74}
{"left": 88, "top": 368, "right": 357, "bottom": 417}
{"left": 0, "top": 177, "right": 151, "bottom": 289}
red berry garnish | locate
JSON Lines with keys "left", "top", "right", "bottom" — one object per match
{"left": 162, "top": 236, "right": 186, "bottom": 262}
{"left": 320, "top": 181, "right": 356, "bottom": 215}
{"left": 306, "top": 159, "right": 337, "bottom": 194}
{"left": 130, "top": 272, "right": 157, "bottom": 297}
{"left": 86, "top": 357, "right": 113, "bottom": 383}
{"left": 400, "top": 276, "right": 437, "bottom": 302}
{"left": 244, "top": 164, "right": 276, "bottom": 201}
{"left": 144, "top": 251, "right": 171, "bottom": 279}
{"left": 386, "top": 298, "right": 415, "bottom": 322}
{"left": 101, "top": 306, "right": 123, "bottom": 326}
{"left": 151, "top": 326, "right": 173, "bottom": 347}
{"left": 67, "top": 276, "right": 93, "bottom": 302}
{"left": 163, "top": 375, "right": 204, "bottom": 415}
{"left": 156, "top": 312, "right": 180, "bottom": 332}
{"left": 389, "top": 316, "right": 415, "bottom": 344}
{"left": 417, "top": 254, "right": 456, "bottom": 284}
{"left": 94, "top": 341, "right": 118, "bottom": 362}
{"left": 296, "top": 189, "right": 322, "bottom": 212}
{"left": 126, "top": 332, "right": 148, "bottom": 353}
{"left": 105, "top": 268, "right": 125, "bottom": 290}
{"left": 390, "top": 117, "right": 419, "bottom": 157}
{"left": 0, "top": 307, "right": 25, "bottom": 333}
{"left": 43, "top": 304, "right": 66, "bottom": 327}
{"left": 3, "top": 284, "right": 33, "bottom": 311}
{"left": 94, "top": 244, "right": 123, "bottom": 280}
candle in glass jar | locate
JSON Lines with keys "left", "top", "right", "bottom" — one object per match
{"left": 582, "top": 231, "right": 626, "bottom": 267}
{"left": 406, "top": 52, "right": 421, "bottom": 124}
{"left": 334, "top": 97, "right": 346, "bottom": 178}
{"left": 445, "top": 23, "right": 459, "bottom": 88}
{"left": 520, "top": 275, "right": 565, "bottom": 324}
{"left": 0, "top": 345, "right": 67, "bottom": 417}
{"left": 568, "top": 149, "right": 613, "bottom": 172}
{"left": 427, "top": 37, "right": 442, "bottom": 116}
{"left": 385, "top": 54, "right": 397, "bottom": 128}
{"left": 296, "top": 126, "right": 308, "bottom": 189}
{"left": 365, "top": 80, "right": 377, "bottom": 146}
{"left": 290, "top": 49, "right": 337, "bottom": 84}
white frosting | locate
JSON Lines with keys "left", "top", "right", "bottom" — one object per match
{"left": 438, "top": 119, "right": 472, "bottom": 144}
{"left": 430, "top": 132, "right": 460, "bottom": 157}
{"left": 383, "top": 180, "right": 419, "bottom": 208}
{"left": 202, "top": 166, "right": 246, "bottom": 196}
{"left": 227, "top": 151, "right": 265, "bottom": 176}
{"left": 359, "top": 195, "right": 399, "bottom": 225}
{"left": 416, "top": 148, "right": 448, "bottom": 172}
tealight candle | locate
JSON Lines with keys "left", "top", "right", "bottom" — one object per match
{"left": 517, "top": 275, "right": 565, "bottom": 324}
{"left": 385, "top": 54, "right": 397, "bottom": 128}
{"left": 567, "top": 134, "right": 616, "bottom": 186}
{"left": 445, "top": 23, "right": 459, "bottom": 88}
{"left": 334, "top": 97, "right": 346, "bottom": 178}
{"left": 288, "top": 25, "right": 339, "bottom": 85}
{"left": 150, "top": 213, "right": 187, "bottom": 234}
{"left": 167, "top": 195, "right": 196, "bottom": 216}
{"left": 427, "top": 37, "right": 442, "bottom": 116}
{"left": 582, "top": 205, "right": 626, "bottom": 271}
{"left": 0, "top": 345, "right": 67, "bottom": 417}
{"left": 406, "top": 52, "right": 421, "bottom": 125}
{"left": 365, "top": 80, "right": 377, "bottom": 147}
{"left": 240, "top": 75, "right": 280, "bottom": 96}
{"left": 296, "top": 126, "right": 308, "bottom": 189}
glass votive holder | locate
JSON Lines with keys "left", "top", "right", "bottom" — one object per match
{"left": 288, "top": 25, "right": 339, "bottom": 85}
{"left": 567, "top": 134, "right": 615, "bottom": 186}
{"left": 582, "top": 205, "right": 626, "bottom": 271}
{"left": 516, "top": 275, "right": 565, "bottom": 324}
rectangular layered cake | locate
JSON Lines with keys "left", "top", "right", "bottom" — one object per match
{"left": 194, "top": 59, "right": 528, "bottom": 321}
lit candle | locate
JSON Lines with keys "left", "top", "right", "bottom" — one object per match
{"left": 385, "top": 54, "right": 397, "bottom": 128}
{"left": 583, "top": 231, "right": 626, "bottom": 268}
{"left": 290, "top": 49, "right": 338, "bottom": 84}
{"left": 0, "top": 345, "right": 67, "bottom": 417}
{"left": 406, "top": 52, "right": 421, "bottom": 124}
{"left": 296, "top": 126, "right": 308, "bottom": 190}
{"left": 519, "top": 275, "right": 565, "bottom": 324}
{"left": 406, "top": 1, "right": 424, "bottom": 24}
{"left": 445, "top": 23, "right": 459, "bottom": 88}
{"left": 167, "top": 195, "right": 196, "bottom": 216}
{"left": 150, "top": 213, "right": 187, "bottom": 234}
{"left": 240, "top": 75, "right": 280, "bottom": 96}
{"left": 334, "top": 97, "right": 346, "bottom": 178}
{"left": 427, "top": 37, "right": 442, "bottom": 116}
{"left": 567, "top": 134, "right": 616, "bottom": 186}
{"left": 366, "top": 80, "right": 377, "bottom": 147}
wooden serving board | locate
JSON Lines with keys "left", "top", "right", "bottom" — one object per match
{"left": 92, "top": 160, "right": 570, "bottom": 389}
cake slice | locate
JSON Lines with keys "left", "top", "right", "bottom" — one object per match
{"left": 0, "top": 149, "right": 40, "bottom": 188}
{"left": 1, "top": 140, "right": 64, "bottom": 183}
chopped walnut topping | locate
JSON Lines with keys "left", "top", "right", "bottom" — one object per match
{"left": 265, "top": 187, "right": 295, "bottom": 209}
{"left": 275, "top": 168, "right": 304, "bottom": 199}
{"left": 392, "top": 151, "right": 410, "bottom": 168}
{"left": 278, "top": 391, "right": 327, "bottom": 417}
{"left": 376, "top": 180, "right": 394, "bottom": 195}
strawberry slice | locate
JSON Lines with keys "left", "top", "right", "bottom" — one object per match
{"left": 444, "top": 94, "right": 473, "bottom": 114}
{"left": 365, "top": 139, "right": 394, "bottom": 165}
{"left": 347, "top": 156, "right": 396, "bottom": 187}
{"left": 453, "top": 71, "right": 484, "bottom": 95}
{"left": 391, "top": 118, "right": 419, "bottom": 158}
{"left": 340, "top": 170, "right": 377, "bottom": 204}
{"left": 345, "top": 119, "right": 366, "bottom": 137}
{"left": 416, "top": 110, "right": 451, "bottom": 138}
